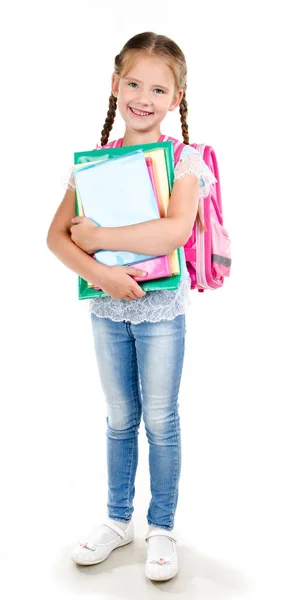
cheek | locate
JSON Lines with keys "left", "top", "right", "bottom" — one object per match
{"left": 119, "top": 85, "right": 132, "bottom": 103}
{"left": 155, "top": 96, "right": 171, "bottom": 111}
{"left": 119, "top": 95, "right": 132, "bottom": 110}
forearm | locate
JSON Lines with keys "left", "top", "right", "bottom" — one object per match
{"left": 47, "top": 230, "right": 110, "bottom": 286}
{"left": 95, "top": 217, "right": 190, "bottom": 256}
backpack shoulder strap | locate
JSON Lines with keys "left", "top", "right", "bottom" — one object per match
{"left": 200, "top": 145, "right": 222, "bottom": 214}
{"left": 173, "top": 141, "right": 185, "bottom": 164}
{"left": 174, "top": 142, "right": 207, "bottom": 162}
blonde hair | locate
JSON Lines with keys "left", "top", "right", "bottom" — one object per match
{"left": 100, "top": 31, "right": 189, "bottom": 146}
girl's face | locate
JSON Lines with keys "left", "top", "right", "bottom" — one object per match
{"left": 112, "top": 54, "right": 183, "bottom": 133}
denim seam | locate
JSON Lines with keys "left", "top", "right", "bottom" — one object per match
{"left": 168, "top": 426, "right": 179, "bottom": 528}
{"left": 125, "top": 321, "right": 135, "bottom": 339}
{"left": 124, "top": 341, "right": 138, "bottom": 515}
{"left": 167, "top": 339, "right": 184, "bottom": 525}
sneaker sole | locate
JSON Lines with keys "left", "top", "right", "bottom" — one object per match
{"left": 145, "top": 568, "right": 178, "bottom": 582}
{"left": 72, "top": 537, "right": 134, "bottom": 566}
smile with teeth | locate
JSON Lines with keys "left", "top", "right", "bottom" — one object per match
{"left": 129, "top": 107, "right": 153, "bottom": 117}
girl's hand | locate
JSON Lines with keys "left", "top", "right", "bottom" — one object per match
{"left": 97, "top": 266, "right": 147, "bottom": 301}
{"left": 70, "top": 216, "right": 99, "bottom": 253}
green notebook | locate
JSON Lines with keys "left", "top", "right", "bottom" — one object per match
{"left": 74, "top": 141, "right": 181, "bottom": 300}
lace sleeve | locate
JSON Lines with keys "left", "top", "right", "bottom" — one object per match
{"left": 174, "top": 149, "right": 217, "bottom": 198}
{"left": 61, "top": 167, "right": 75, "bottom": 191}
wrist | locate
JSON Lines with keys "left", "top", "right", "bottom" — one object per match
{"left": 92, "top": 261, "right": 111, "bottom": 285}
{"left": 94, "top": 226, "right": 105, "bottom": 250}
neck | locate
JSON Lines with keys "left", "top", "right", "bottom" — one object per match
{"left": 121, "top": 127, "right": 162, "bottom": 147}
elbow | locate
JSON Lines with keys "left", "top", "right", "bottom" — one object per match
{"left": 171, "top": 228, "right": 193, "bottom": 252}
{"left": 179, "top": 229, "right": 193, "bottom": 247}
{"left": 46, "top": 231, "right": 53, "bottom": 251}
{"left": 166, "top": 218, "right": 193, "bottom": 252}
{"left": 46, "top": 225, "right": 64, "bottom": 253}
{"left": 46, "top": 226, "right": 56, "bottom": 251}
{"left": 164, "top": 236, "right": 190, "bottom": 255}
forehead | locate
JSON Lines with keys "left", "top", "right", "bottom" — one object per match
{"left": 122, "top": 53, "right": 175, "bottom": 87}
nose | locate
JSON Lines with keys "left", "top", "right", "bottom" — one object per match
{"left": 135, "top": 88, "right": 151, "bottom": 107}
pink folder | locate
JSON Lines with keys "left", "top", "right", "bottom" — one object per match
{"left": 94, "top": 157, "right": 172, "bottom": 288}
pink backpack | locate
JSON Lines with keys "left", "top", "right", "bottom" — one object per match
{"left": 98, "top": 135, "right": 231, "bottom": 292}
{"left": 161, "top": 135, "right": 231, "bottom": 292}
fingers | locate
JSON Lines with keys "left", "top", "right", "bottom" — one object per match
{"left": 123, "top": 285, "right": 146, "bottom": 301}
{"left": 71, "top": 216, "right": 83, "bottom": 224}
{"left": 125, "top": 267, "right": 148, "bottom": 278}
{"left": 132, "top": 284, "right": 146, "bottom": 299}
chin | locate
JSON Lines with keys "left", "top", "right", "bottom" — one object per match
{"left": 133, "top": 124, "right": 157, "bottom": 134}
{"left": 128, "top": 115, "right": 160, "bottom": 131}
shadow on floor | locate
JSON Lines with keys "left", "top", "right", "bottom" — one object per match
{"left": 53, "top": 536, "right": 250, "bottom": 598}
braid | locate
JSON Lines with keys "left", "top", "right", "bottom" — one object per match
{"left": 179, "top": 93, "right": 189, "bottom": 145}
{"left": 100, "top": 94, "right": 117, "bottom": 146}
{"left": 179, "top": 91, "right": 205, "bottom": 231}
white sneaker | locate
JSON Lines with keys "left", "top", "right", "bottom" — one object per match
{"left": 145, "top": 526, "right": 178, "bottom": 581}
{"left": 71, "top": 519, "right": 134, "bottom": 566}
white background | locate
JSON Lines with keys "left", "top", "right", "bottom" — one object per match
{"left": 1, "top": 1, "right": 290, "bottom": 598}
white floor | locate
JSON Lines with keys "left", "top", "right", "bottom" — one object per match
{"left": 2, "top": 282, "right": 291, "bottom": 600}
{"left": 2, "top": 3, "right": 290, "bottom": 596}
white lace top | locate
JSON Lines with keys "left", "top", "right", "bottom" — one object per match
{"left": 64, "top": 144, "right": 217, "bottom": 324}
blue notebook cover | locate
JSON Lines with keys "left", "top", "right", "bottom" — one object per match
{"left": 74, "top": 150, "right": 161, "bottom": 267}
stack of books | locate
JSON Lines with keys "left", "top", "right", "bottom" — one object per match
{"left": 73, "top": 141, "right": 182, "bottom": 299}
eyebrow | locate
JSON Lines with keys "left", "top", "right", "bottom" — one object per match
{"left": 123, "top": 76, "right": 170, "bottom": 92}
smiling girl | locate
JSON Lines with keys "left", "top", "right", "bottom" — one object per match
{"left": 47, "top": 31, "right": 216, "bottom": 582}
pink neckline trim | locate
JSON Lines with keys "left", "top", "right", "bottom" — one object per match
{"left": 116, "top": 134, "right": 166, "bottom": 148}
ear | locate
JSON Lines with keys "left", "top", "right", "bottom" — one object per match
{"left": 111, "top": 72, "right": 120, "bottom": 98}
{"left": 169, "top": 89, "right": 184, "bottom": 112}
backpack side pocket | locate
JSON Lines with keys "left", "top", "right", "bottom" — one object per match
{"left": 210, "top": 218, "right": 231, "bottom": 281}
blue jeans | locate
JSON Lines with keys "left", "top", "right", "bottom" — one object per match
{"left": 90, "top": 313, "right": 186, "bottom": 531}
